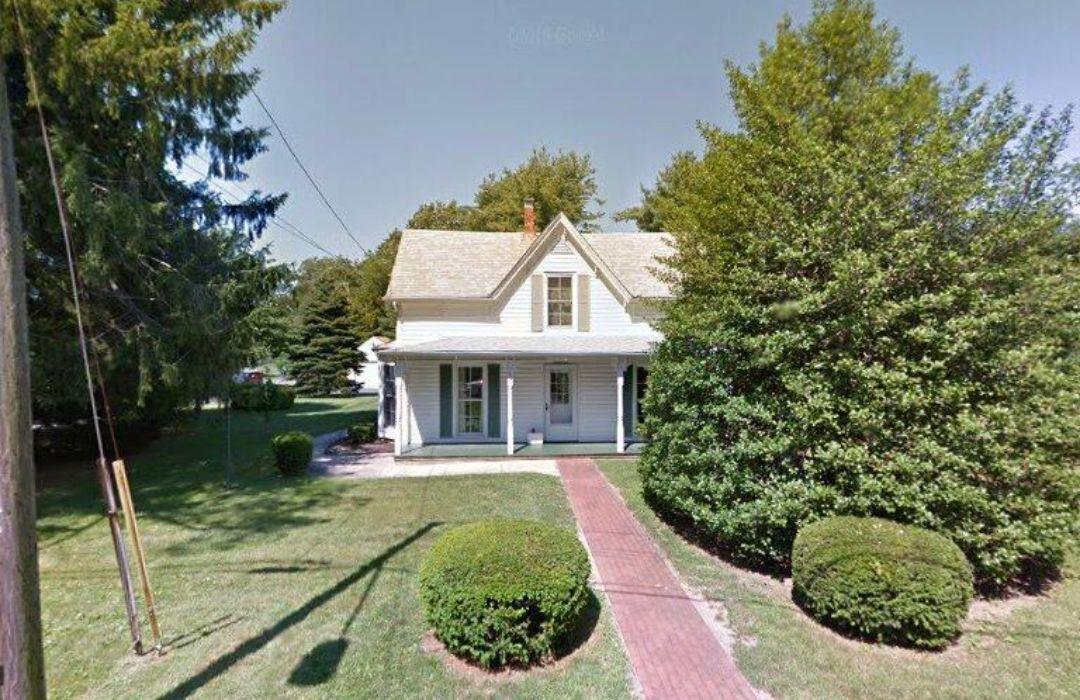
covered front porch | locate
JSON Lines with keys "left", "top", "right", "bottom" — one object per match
{"left": 399, "top": 441, "right": 646, "bottom": 459}
{"left": 377, "top": 336, "right": 653, "bottom": 458}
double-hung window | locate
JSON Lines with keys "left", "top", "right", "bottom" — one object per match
{"left": 546, "top": 275, "right": 573, "bottom": 328}
{"left": 456, "top": 365, "right": 484, "bottom": 435}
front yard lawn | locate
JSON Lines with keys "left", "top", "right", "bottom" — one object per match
{"left": 36, "top": 398, "right": 631, "bottom": 699}
{"left": 598, "top": 459, "right": 1079, "bottom": 700}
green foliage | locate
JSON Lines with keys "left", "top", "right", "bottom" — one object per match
{"left": 634, "top": 0, "right": 1080, "bottom": 588}
{"left": 349, "top": 233, "right": 400, "bottom": 340}
{"left": 419, "top": 519, "right": 591, "bottom": 668}
{"left": 347, "top": 420, "right": 377, "bottom": 444}
{"left": 270, "top": 431, "right": 313, "bottom": 477}
{"left": 407, "top": 147, "right": 603, "bottom": 232}
{"left": 288, "top": 285, "right": 359, "bottom": 396}
{"left": 230, "top": 383, "right": 295, "bottom": 411}
{"left": 792, "top": 516, "right": 974, "bottom": 648}
{"left": 7, "top": 0, "right": 288, "bottom": 428}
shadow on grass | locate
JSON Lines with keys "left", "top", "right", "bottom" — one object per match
{"left": 165, "top": 615, "right": 245, "bottom": 652}
{"left": 288, "top": 526, "right": 395, "bottom": 687}
{"left": 288, "top": 638, "right": 349, "bottom": 687}
{"left": 36, "top": 399, "right": 374, "bottom": 553}
{"left": 160, "top": 522, "right": 439, "bottom": 699}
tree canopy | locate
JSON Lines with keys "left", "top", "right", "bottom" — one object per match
{"left": 409, "top": 147, "right": 603, "bottom": 232}
{"left": 631, "top": 0, "right": 1079, "bottom": 589}
{"left": 5, "top": 0, "right": 288, "bottom": 430}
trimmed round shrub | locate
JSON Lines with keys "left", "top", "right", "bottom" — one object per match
{"left": 419, "top": 519, "right": 591, "bottom": 668}
{"left": 347, "top": 420, "right": 377, "bottom": 444}
{"left": 271, "top": 431, "right": 313, "bottom": 476}
{"left": 792, "top": 516, "right": 974, "bottom": 648}
{"left": 231, "top": 382, "right": 295, "bottom": 411}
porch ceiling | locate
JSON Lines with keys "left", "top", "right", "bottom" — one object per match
{"left": 377, "top": 335, "right": 656, "bottom": 360}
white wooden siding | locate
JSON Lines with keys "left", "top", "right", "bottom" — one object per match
{"left": 399, "top": 358, "right": 646, "bottom": 445}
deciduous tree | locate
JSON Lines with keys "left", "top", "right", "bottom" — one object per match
{"left": 629, "top": 0, "right": 1079, "bottom": 588}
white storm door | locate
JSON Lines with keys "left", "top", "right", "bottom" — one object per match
{"left": 544, "top": 366, "right": 578, "bottom": 442}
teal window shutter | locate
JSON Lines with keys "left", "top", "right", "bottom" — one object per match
{"left": 487, "top": 364, "right": 501, "bottom": 438}
{"left": 622, "top": 364, "right": 634, "bottom": 438}
{"left": 439, "top": 364, "right": 453, "bottom": 438}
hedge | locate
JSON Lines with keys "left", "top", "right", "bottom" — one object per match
{"left": 419, "top": 519, "right": 591, "bottom": 668}
{"left": 231, "top": 382, "right": 295, "bottom": 411}
{"left": 792, "top": 516, "right": 974, "bottom": 648}
{"left": 347, "top": 420, "right": 377, "bottom": 444}
{"left": 271, "top": 431, "right": 313, "bottom": 477}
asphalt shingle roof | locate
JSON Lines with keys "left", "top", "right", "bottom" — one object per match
{"left": 384, "top": 226, "right": 674, "bottom": 300}
{"left": 580, "top": 232, "right": 673, "bottom": 300}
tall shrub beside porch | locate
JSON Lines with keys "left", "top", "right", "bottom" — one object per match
{"left": 632, "top": 0, "right": 1079, "bottom": 588}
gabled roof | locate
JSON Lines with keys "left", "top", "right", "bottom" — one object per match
{"left": 580, "top": 232, "right": 673, "bottom": 301}
{"left": 385, "top": 230, "right": 534, "bottom": 300}
{"left": 384, "top": 214, "right": 674, "bottom": 302}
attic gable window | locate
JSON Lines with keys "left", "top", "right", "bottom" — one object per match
{"left": 546, "top": 275, "right": 573, "bottom": 327}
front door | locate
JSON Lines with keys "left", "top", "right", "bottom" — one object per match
{"left": 545, "top": 366, "right": 578, "bottom": 442}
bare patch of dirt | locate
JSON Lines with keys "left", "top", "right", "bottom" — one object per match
{"left": 967, "top": 590, "right": 1045, "bottom": 624}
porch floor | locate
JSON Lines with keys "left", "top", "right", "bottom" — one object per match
{"left": 399, "top": 441, "right": 644, "bottom": 459}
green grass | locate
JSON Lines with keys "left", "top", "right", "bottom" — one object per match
{"left": 598, "top": 459, "right": 1080, "bottom": 700}
{"left": 36, "top": 398, "right": 631, "bottom": 699}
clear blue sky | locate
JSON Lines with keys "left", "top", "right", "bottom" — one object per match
{"left": 234, "top": 0, "right": 1080, "bottom": 262}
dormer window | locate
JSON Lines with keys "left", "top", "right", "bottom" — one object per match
{"left": 546, "top": 275, "right": 573, "bottom": 327}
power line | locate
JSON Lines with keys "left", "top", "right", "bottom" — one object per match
{"left": 181, "top": 160, "right": 340, "bottom": 258}
{"left": 251, "top": 89, "right": 367, "bottom": 255}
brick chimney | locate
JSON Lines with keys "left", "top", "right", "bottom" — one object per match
{"left": 523, "top": 198, "right": 536, "bottom": 237}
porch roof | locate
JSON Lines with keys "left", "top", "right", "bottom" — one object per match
{"left": 377, "top": 335, "right": 656, "bottom": 360}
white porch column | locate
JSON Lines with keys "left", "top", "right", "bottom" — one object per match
{"left": 505, "top": 361, "right": 515, "bottom": 456}
{"left": 615, "top": 359, "right": 626, "bottom": 454}
{"left": 393, "top": 363, "right": 406, "bottom": 457}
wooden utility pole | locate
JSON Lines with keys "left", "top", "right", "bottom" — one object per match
{"left": 0, "top": 58, "right": 48, "bottom": 699}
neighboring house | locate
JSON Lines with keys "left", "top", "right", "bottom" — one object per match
{"left": 347, "top": 335, "right": 390, "bottom": 395}
{"left": 377, "top": 204, "right": 673, "bottom": 456}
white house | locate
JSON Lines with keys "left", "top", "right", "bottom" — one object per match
{"left": 377, "top": 204, "right": 673, "bottom": 457}
{"left": 347, "top": 335, "right": 390, "bottom": 395}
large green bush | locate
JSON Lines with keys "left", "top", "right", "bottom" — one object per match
{"left": 419, "top": 519, "right": 591, "bottom": 668}
{"left": 792, "top": 516, "right": 974, "bottom": 648}
{"left": 270, "top": 431, "right": 312, "bottom": 477}
{"left": 231, "top": 382, "right": 295, "bottom": 411}
{"left": 633, "top": 1, "right": 1079, "bottom": 588}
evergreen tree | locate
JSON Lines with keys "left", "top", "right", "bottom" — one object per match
{"left": 289, "top": 286, "right": 360, "bottom": 396}
{"left": 5, "top": 0, "right": 286, "bottom": 427}
{"left": 627, "top": 0, "right": 1078, "bottom": 588}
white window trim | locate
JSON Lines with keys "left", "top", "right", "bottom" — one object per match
{"left": 543, "top": 273, "right": 577, "bottom": 332}
{"left": 453, "top": 362, "right": 487, "bottom": 437}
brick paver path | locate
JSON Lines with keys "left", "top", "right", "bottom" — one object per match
{"left": 558, "top": 458, "right": 757, "bottom": 700}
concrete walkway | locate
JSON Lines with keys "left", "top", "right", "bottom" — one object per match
{"left": 308, "top": 431, "right": 558, "bottom": 478}
{"left": 558, "top": 457, "right": 757, "bottom": 700}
